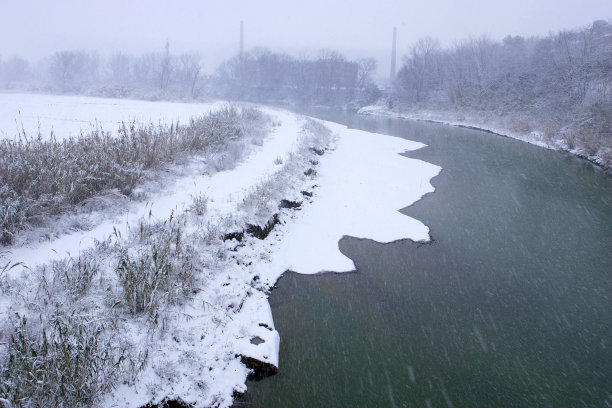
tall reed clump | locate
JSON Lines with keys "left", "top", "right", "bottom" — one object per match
{"left": 0, "top": 215, "right": 203, "bottom": 407}
{"left": 115, "top": 214, "right": 200, "bottom": 320}
{"left": 0, "top": 313, "right": 130, "bottom": 408}
{"left": 0, "top": 250, "right": 150, "bottom": 408}
{"left": 0, "top": 105, "right": 269, "bottom": 245}
{"left": 50, "top": 256, "right": 100, "bottom": 301}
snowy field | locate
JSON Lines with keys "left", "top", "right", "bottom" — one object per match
{"left": 0, "top": 93, "right": 440, "bottom": 407}
{"left": 0, "top": 92, "right": 225, "bottom": 141}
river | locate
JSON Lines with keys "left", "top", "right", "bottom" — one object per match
{"left": 236, "top": 111, "right": 612, "bottom": 407}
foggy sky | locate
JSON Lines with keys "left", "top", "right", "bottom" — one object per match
{"left": 1, "top": 0, "right": 610, "bottom": 76}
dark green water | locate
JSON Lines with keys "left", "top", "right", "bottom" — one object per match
{"left": 236, "top": 112, "right": 612, "bottom": 407}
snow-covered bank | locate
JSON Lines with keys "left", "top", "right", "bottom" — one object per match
{"left": 0, "top": 93, "right": 440, "bottom": 408}
{"left": 359, "top": 104, "right": 612, "bottom": 171}
{"left": 0, "top": 107, "right": 302, "bottom": 275}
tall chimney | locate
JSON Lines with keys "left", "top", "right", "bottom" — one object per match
{"left": 390, "top": 27, "right": 397, "bottom": 83}
{"left": 240, "top": 21, "right": 244, "bottom": 56}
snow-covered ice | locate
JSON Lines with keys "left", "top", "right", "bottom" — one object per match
{"left": 266, "top": 122, "right": 439, "bottom": 274}
{"left": 0, "top": 93, "right": 441, "bottom": 407}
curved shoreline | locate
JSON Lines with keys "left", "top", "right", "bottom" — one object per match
{"left": 358, "top": 106, "right": 611, "bottom": 173}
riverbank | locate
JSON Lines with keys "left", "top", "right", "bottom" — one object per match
{"left": 234, "top": 108, "right": 612, "bottom": 408}
{"left": 358, "top": 104, "right": 611, "bottom": 172}
{"left": 0, "top": 93, "right": 440, "bottom": 407}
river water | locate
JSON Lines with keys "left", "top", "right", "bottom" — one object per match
{"left": 236, "top": 112, "right": 612, "bottom": 407}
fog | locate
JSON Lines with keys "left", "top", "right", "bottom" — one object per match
{"left": 1, "top": 0, "right": 609, "bottom": 77}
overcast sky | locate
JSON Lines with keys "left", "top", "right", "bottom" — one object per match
{"left": 1, "top": 0, "right": 610, "bottom": 76}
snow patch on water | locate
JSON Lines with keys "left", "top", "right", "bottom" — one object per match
{"left": 266, "top": 122, "right": 440, "bottom": 274}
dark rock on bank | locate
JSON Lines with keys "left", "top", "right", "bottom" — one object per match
{"left": 246, "top": 214, "right": 280, "bottom": 239}
{"left": 238, "top": 355, "right": 279, "bottom": 381}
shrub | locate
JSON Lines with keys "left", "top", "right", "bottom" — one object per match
{"left": 301, "top": 118, "right": 332, "bottom": 150}
{"left": 189, "top": 193, "right": 208, "bottom": 216}
{"left": 541, "top": 120, "right": 561, "bottom": 141}
{"left": 563, "top": 132, "right": 577, "bottom": 150}
{"left": 115, "top": 216, "right": 198, "bottom": 318}
{"left": 581, "top": 133, "right": 601, "bottom": 157}
{"left": 0, "top": 186, "right": 23, "bottom": 245}
{"left": 506, "top": 114, "right": 531, "bottom": 133}
{"left": 50, "top": 256, "right": 99, "bottom": 301}
{"left": 0, "top": 313, "right": 127, "bottom": 408}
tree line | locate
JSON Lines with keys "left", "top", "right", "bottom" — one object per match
{"left": 393, "top": 20, "right": 611, "bottom": 162}
{"left": 0, "top": 45, "right": 379, "bottom": 106}
{"left": 0, "top": 42, "right": 203, "bottom": 99}
{"left": 213, "top": 48, "right": 379, "bottom": 106}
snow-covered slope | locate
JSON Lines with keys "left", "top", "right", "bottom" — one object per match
{"left": 1, "top": 107, "right": 305, "bottom": 275}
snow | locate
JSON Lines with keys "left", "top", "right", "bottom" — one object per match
{"left": 0, "top": 93, "right": 440, "bottom": 407}
{"left": 1, "top": 106, "right": 302, "bottom": 276}
{"left": 228, "top": 292, "right": 280, "bottom": 369}
{"left": 203, "top": 110, "right": 303, "bottom": 218}
{"left": 266, "top": 123, "right": 438, "bottom": 274}
{"left": 0, "top": 92, "right": 225, "bottom": 141}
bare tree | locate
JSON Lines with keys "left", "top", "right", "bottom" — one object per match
{"left": 109, "top": 53, "right": 133, "bottom": 86}
{"left": 49, "top": 50, "right": 98, "bottom": 91}
{"left": 357, "top": 58, "right": 377, "bottom": 89}
{"left": 176, "top": 52, "right": 202, "bottom": 97}
{"left": 393, "top": 20, "right": 612, "bottom": 165}
{"left": 397, "top": 36, "right": 441, "bottom": 102}
{"left": 0, "top": 56, "right": 30, "bottom": 87}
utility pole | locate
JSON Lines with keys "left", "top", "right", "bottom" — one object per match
{"left": 390, "top": 27, "right": 397, "bottom": 84}
{"left": 240, "top": 21, "right": 244, "bottom": 56}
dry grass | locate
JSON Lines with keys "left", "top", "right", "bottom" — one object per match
{"left": 0, "top": 114, "right": 333, "bottom": 408}
{"left": 0, "top": 106, "right": 269, "bottom": 245}
{"left": 115, "top": 215, "right": 200, "bottom": 318}
{"left": 0, "top": 313, "right": 135, "bottom": 408}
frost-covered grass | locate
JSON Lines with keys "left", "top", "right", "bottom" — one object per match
{"left": 0, "top": 105, "right": 270, "bottom": 245}
{"left": 238, "top": 118, "right": 332, "bottom": 227}
{"left": 0, "top": 109, "right": 333, "bottom": 408}
{"left": 0, "top": 313, "right": 136, "bottom": 408}
{"left": 115, "top": 214, "right": 200, "bottom": 318}
{"left": 0, "top": 207, "right": 211, "bottom": 407}
{"left": 0, "top": 243, "right": 149, "bottom": 408}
